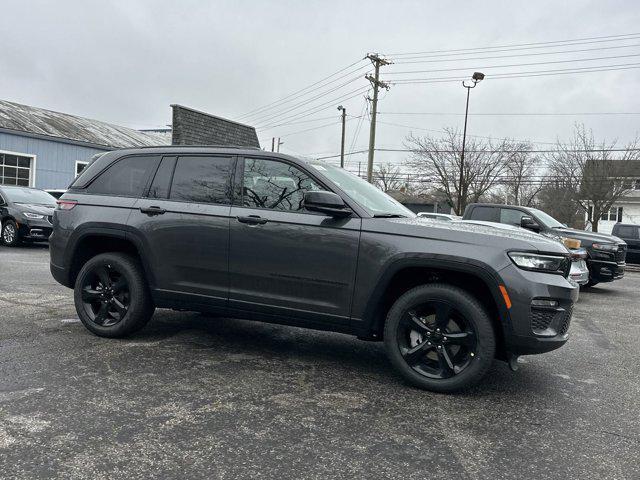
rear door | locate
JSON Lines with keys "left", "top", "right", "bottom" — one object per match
{"left": 227, "top": 156, "right": 361, "bottom": 325}
{"left": 129, "top": 155, "right": 235, "bottom": 307}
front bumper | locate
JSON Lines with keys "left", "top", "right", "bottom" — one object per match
{"left": 498, "top": 263, "right": 579, "bottom": 356}
{"left": 588, "top": 259, "right": 625, "bottom": 282}
{"left": 17, "top": 217, "right": 53, "bottom": 242}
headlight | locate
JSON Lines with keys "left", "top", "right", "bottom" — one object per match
{"left": 508, "top": 252, "right": 569, "bottom": 274}
{"left": 592, "top": 243, "right": 618, "bottom": 252}
{"left": 23, "top": 212, "right": 45, "bottom": 219}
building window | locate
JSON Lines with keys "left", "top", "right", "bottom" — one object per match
{"left": 75, "top": 161, "right": 88, "bottom": 176}
{"left": 600, "top": 206, "right": 623, "bottom": 222}
{"left": 0, "top": 152, "right": 33, "bottom": 187}
{"left": 635, "top": 179, "right": 640, "bottom": 190}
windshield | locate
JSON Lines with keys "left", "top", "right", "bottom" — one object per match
{"left": 2, "top": 187, "right": 56, "bottom": 206}
{"left": 308, "top": 163, "right": 414, "bottom": 217}
{"left": 529, "top": 208, "right": 564, "bottom": 228}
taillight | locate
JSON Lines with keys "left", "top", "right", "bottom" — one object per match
{"left": 56, "top": 200, "right": 77, "bottom": 210}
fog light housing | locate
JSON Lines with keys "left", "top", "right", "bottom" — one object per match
{"left": 531, "top": 299, "right": 559, "bottom": 308}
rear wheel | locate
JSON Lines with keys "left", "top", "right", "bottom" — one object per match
{"left": 74, "top": 253, "right": 155, "bottom": 337}
{"left": 2, "top": 220, "right": 21, "bottom": 247}
{"left": 384, "top": 284, "right": 495, "bottom": 392}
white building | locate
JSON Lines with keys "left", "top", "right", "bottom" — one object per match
{"left": 589, "top": 179, "right": 640, "bottom": 235}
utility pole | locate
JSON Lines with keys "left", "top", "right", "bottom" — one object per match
{"left": 365, "top": 53, "right": 391, "bottom": 183}
{"left": 276, "top": 137, "right": 283, "bottom": 152}
{"left": 271, "top": 137, "right": 275, "bottom": 152}
{"left": 337, "top": 105, "right": 347, "bottom": 168}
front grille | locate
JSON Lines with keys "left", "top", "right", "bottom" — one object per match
{"left": 557, "top": 305, "right": 573, "bottom": 336}
{"left": 531, "top": 309, "right": 555, "bottom": 332}
{"left": 616, "top": 245, "right": 627, "bottom": 262}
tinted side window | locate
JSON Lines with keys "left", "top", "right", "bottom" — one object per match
{"left": 148, "top": 157, "right": 176, "bottom": 199}
{"left": 468, "top": 206, "right": 498, "bottom": 222}
{"left": 242, "top": 158, "right": 324, "bottom": 211}
{"left": 87, "top": 156, "right": 158, "bottom": 197}
{"left": 616, "top": 226, "right": 639, "bottom": 239}
{"left": 500, "top": 208, "right": 526, "bottom": 226}
{"left": 170, "top": 156, "right": 233, "bottom": 204}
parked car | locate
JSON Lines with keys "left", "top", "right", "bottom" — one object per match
{"left": 50, "top": 147, "right": 578, "bottom": 392}
{"left": 416, "top": 212, "right": 460, "bottom": 221}
{"left": 458, "top": 220, "right": 590, "bottom": 286}
{"left": 463, "top": 203, "right": 627, "bottom": 287}
{"left": 0, "top": 186, "right": 56, "bottom": 246}
{"left": 611, "top": 223, "right": 640, "bottom": 264}
{"left": 45, "top": 189, "right": 67, "bottom": 199}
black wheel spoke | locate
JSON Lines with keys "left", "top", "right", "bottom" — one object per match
{"left": 94, "top": 302, "right": 110, "bottom": 325}
{"left": 402, "top": 311, "right": 432, "bottom": 334}
{"left": 403, "top": 341, "right": 434, "bottom": 365}
{"left": 435, "top": 304, "right": 451, "bottom": 330}
{"left": 82, "top": 288, "right": 102, "bottom": 302}
{"left": 110, "top": 297, "right": 128, "bottom": 318}
{"left": 438, "top": 348, "right": 455, "bottom": 377}
{"left": 112, "top": 277, "right": 127, "bottom": 293}
{"left": 445, "top": 331, "right": 473, "bottom": 346}
{"left": 94, "top": 267, "right": 112, "bottom": 289}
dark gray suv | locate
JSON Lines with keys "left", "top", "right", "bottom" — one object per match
{"left": 50, "top": 147, "right": 578, "bottom": 392}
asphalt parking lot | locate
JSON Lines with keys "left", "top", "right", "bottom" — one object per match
{"left": 0, "top": 244, "right": 639, "bottom": 480}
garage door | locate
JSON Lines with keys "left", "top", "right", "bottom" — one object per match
{"left": 0, "top": 152, "right": 32, "bottom": 187}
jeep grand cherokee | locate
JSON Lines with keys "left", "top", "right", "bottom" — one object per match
{"left": 50, "top": 147, "right": 578, "bottom": 392}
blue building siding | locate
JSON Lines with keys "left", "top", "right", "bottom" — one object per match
{"left": 0, "top": 131, "right": 109, "bottom": 189}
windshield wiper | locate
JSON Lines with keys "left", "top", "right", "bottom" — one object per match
{"left": 373, "top": 213, "right": 407, "bottom": 218}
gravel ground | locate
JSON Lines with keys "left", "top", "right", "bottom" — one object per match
{"left": 0, "top": 244, "right": 638, "bottom": 480}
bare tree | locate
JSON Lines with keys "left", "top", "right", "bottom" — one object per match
{"left": 537, "top": 179, "right": 583, "bottom": 228}
{"left": 405, "top": 128, "right": 524, "bottom": 215}
{"left": 500, "top": 146, "right": 544, "bottom": 206}
{"left": 546, "top": 124, "right": 640, "bottom": 232}
{"left": 373, "top": 162, "right": 405, "bottom": 192}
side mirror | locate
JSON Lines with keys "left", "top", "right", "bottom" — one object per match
{"left": 520, "top": 215, "right": 540, "bottom": 232}
{"left": 304, "top": 191, "right": 351, "bottom": 218}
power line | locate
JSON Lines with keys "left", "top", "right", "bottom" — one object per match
{"left": 390, "top": 63, "right": 640, "bottom": 84}
{"left": 384, "top": 32, "right": 640, "bottom": 57}
{"left": 270, "top": 116, "right": 361, "bottom": 138}
{"left": 378, "top": 111, "right": 640, "bottom": 116}
{"left": 385, "top": 52, "right": 640, "bottom": 75}
{"left": 237, "top": 58, "right": 367, "bottom": 120}
{"left": 389, "top": 43, "right": 640, "bottom": 65}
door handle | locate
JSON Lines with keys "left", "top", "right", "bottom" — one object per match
{"left": 237, "top": 215, "right": 268, "bottom": 225}
{"left": 140, "top": 206, "right": 166, "bottom": 216}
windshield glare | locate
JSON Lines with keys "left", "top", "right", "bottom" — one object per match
{"left": 2, "top": 187, "right": 56, "bottom": 206}
{"left": 308, "top": 163, "right": 414, "bottom": 217}
{"left": 530, "top": 208, "right": 564, "bottom": 228}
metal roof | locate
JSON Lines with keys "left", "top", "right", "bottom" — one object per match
{"left": 0, "top": 99, "right": 167, "bottom": 149}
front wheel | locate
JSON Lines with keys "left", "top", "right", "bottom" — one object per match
{"left": 384, "top": 284, "right": 496, "bottom": 393}
{"left": 2, "top": 220, "right": 21, "bottom": 246}
{"left": 74, "top": 253, "right": 155, "bottom": 338}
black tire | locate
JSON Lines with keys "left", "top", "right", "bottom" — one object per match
{"left": 74, "top": 253, "right": 155, "bottom": 338}
{"left": 2, "top": 220, "right": 21, "bottom": 247}
{"left": 585, "top": 279, "right": 599, "bottom": 288}
{"left": 384, "top": 284, "right": 496, "bottom": 393}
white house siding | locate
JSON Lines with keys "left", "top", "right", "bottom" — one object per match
{"left": 594, "top": 190, "right": 640, "bottom": 234}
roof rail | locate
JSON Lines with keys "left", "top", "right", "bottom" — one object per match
{"left": 114, "top": 144, "right": 263, "bottom": 151}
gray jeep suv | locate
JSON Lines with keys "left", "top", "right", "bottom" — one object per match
{"left": 50, "top": 147, "right": 578, "bottom": 392}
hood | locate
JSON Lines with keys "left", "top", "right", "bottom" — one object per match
{"left": 550, "top": 226, "right": 624, "bottom": 245}
{"left": 15, "top": 203, "right": 56, "bottom": 215}
{"left": 367, "top": 217, "right": 569, "bottom": 254}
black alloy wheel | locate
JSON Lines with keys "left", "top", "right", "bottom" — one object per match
{"left": 74, "top": 253, "right": 154, "bottom": 337}
{"left": 398, "top": 302, "right": 477, "bottom": 379}
{"left": 80, "top": 264, "right": 130, "bottom": 327}
{"left": 384, "top": 284, "right": 495, "bottom": 392}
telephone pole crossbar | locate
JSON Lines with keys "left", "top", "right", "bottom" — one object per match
{"left": 365, "top": 53, "right": 391, "bottom": 183}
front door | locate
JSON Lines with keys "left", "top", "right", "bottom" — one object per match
{"left": 129, "top": 155, "right": 235, "bottom": 308}
{"left": 228, "top": 157, "right": 361, "bottom": 325}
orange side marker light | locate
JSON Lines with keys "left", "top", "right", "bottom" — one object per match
{"left": 499, "top": 285, "right": 512, "bottom": 309}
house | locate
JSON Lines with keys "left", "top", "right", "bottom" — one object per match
{"left": 583, "top": 160, "right": 640, "bottom": 234}
{"left": 0, "top": 101, "right": 259, "bottom": 190}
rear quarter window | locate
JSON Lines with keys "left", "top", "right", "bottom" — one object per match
{"left": 86, "top": 155, "right": 159, "bottom": 197}
{"left": 468, "top": 206, "right": 499, "bottom": 222}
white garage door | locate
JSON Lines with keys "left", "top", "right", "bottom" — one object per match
{"left": 0, "top": 152, "right": 33, "bottom": 187}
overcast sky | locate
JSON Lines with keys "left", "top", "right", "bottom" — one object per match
{"left": 2, "top": 0, "right": 639, "bottom": 169}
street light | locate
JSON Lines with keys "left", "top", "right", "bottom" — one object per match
{"left": 337, "top": 105, "right": 347, "bottom": 168}
{"left": 457, "top": 71, "right": 484, "bottom": 214}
